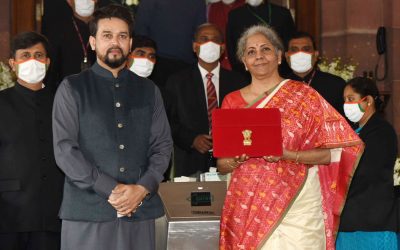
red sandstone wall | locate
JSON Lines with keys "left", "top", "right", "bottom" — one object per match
{"left": 321, "top": 0, "right": 400, "bottom": 152}
{"left": 0, "top": 0, "right": 11, "bottom": 62}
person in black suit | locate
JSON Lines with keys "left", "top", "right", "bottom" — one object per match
{"left": 226, "top": 0, "right": 295, "bottom": 76}
{"left": 165, "top": 23, "right": 247, "bottom": 178}
{"left": 44, "top": 0, "right": 99, "bottom": 90}
{"left": 337, "top": 77, "right": 398, "bottom": 248}
{"left": 0, "top": 32, "right": 64, "bottom": 250}
{"left": 285, "top": 31, "right": 346, "bottom": 115}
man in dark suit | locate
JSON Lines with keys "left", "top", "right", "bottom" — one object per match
{"left": 284, "top": 31, "right": 346, "bottom": 115}
{"left": 44, "top": 0, "right": 99, "bottom": 91}
{"left": 226, "top": 0, "right": 295, "bottom": 76}
{"left": 165, "top": 23, "right": 247, "bottom": 178}
{"left": 0, "top": 32, "right": 64, "bottom": 250}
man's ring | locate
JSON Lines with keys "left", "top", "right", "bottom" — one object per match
{"left": 138, "top": 201, "right": 143, "bottom": 207}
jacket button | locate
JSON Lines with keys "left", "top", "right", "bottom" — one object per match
{"left": 119, "top": 144, "right": 125, "bottom": 150}
{"left": 115, "top": 102, "right": 121, "bottom": 108}
{"left": 119, "top": 167, "right": 125, "bottom": 173}
{"left": 115, "top": 83, "right": 120, "bottom": 88}
{"left": 117, "top": 123, "right": 123, "bottom": 128}
{"left": 41, "top": 175, "right": 47, "bottom": 180}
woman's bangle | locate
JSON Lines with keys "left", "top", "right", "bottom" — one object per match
{"left": 295, "top": 151, "right": 300, "bottom": 164}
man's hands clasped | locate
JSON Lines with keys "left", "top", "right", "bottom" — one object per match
{"left": 108, "top": 184, "right": 149, "bottom": 217}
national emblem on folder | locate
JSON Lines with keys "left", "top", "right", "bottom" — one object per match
{"left": 242, "top": 129, "right": 252, "bottom": 146}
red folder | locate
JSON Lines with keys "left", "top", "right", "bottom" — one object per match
{"left": 212, "top": 108, "right": 282, "bottom": 157}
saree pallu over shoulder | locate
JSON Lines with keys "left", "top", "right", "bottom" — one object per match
{"left": 219, "top": 80, "right": 363, "bottom": 250}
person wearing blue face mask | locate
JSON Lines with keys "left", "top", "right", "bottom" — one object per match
{"left": 338, "top": 77, "right": 398, "bottom": 249}
{"left": 0, "top": 31, "right": 65, "bottom": 250}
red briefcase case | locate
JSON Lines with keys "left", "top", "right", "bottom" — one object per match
{"left": 212, "top": 108, "right": 283, "bottom": 157}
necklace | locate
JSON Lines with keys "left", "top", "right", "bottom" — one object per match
{"left": 358, "top": 111, "right": 374, "bottom": 130}
{"left": 265, "top": 83, "right": 279, "bottom": 95}
{"left": 245, "top": 82, "right": 280, "bottom": 108}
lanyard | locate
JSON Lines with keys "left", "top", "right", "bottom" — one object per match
{"left": 246, "top": 3, "right": 272, "bottom": 25}
{"left": 72, "top": 17, "right": 89, "bottom": 63}
{"left": 306, "top": 70, "right": 316, "bottom": 86}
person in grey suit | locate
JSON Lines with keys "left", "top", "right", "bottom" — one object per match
{"left": 165, "top": 23, "right": 247, "bottom": 178}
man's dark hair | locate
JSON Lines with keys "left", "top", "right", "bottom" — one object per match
{"left": 193, "top": 23, "right": 224, "bottom": 43}
{"left": 10, "top": 31, "right": 50, "bottom": 58}
{"left": 89, "top": 4, "right": 134, "bottom": 37}
{"left": 289, "top": 31, "right": 317, "bottom": 50}
{"left": 132, "top": 35, "right": 157, "bottom": 51}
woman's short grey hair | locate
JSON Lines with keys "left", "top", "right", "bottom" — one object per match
{"left": 236, "top": 25, "right": 284, "bottom": 60}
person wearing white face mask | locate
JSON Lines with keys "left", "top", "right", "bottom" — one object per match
{"left": 128, "top": 35, "right": 157, "bottom": 78}
{"left": 0, "top": 32, "right": 65, "bottom": 250}
{"left": 246, "top": 0, "right": 263, "bottom": 6}
{"left": 164, "top": 23, "right": 246, "bottom": 179}
{"left": 74, "top": 0, "right": 95, "bottom": 17}
{"left": 338, "top": 77, "right": 398, "bottom": 249}
{"left": 45, "top": 0, "right": 98, "bottom": 90}
{"left": 285, "top": 31, "right": 346, "bottom": 115}
{"left": 208, "top": 0, "right": 245, "bottom": 70}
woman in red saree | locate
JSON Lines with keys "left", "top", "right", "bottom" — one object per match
{"left": 217, "top": 25, "right": 363, "bottom": 250}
